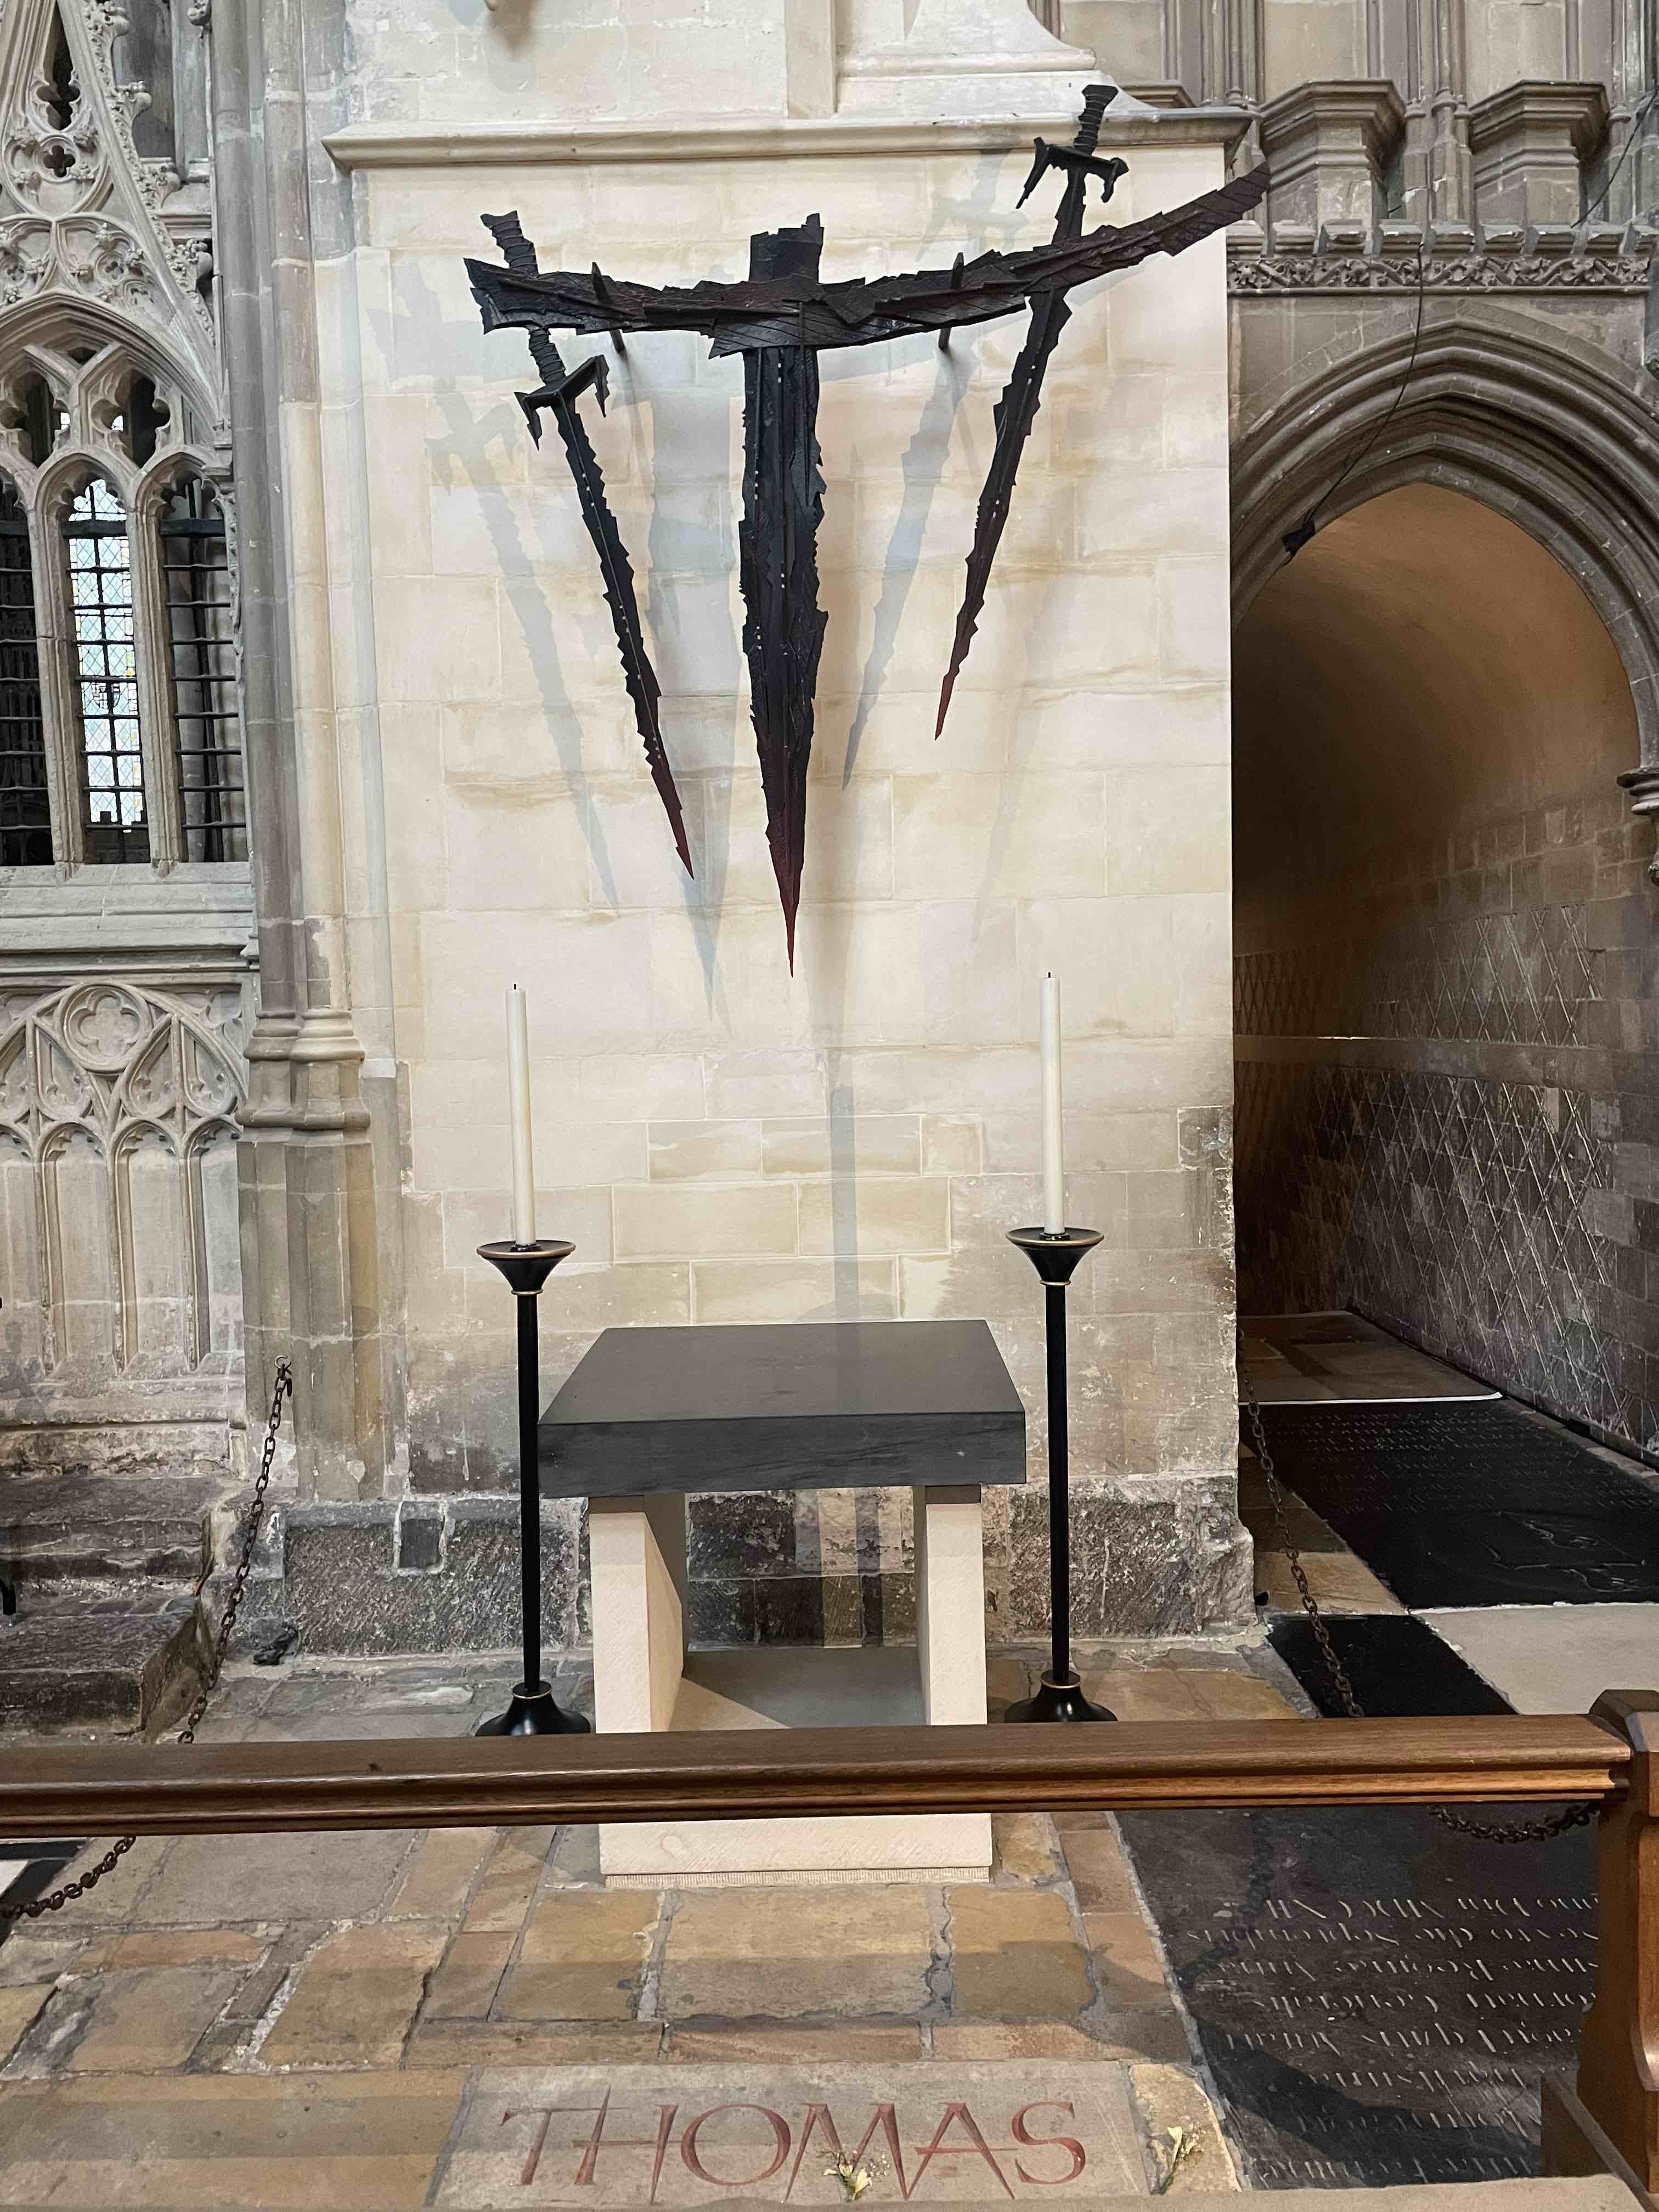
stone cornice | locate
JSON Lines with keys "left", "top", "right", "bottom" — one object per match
{"left": 324, "top": 106, "right": 1252, "bottom": 171}
{"left": 1467, "top": 79, "right": 1610, "bottom": 162}
{"left": 1257, "top": 79, "right": 1408, "bottom": 170}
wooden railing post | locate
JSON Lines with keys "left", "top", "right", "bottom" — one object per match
{"left": 1565, "top": 1690, "right": 1659, "bottom": 2193}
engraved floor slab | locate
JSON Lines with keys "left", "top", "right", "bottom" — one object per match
{"left": 1253, "top": 1401, "right": 1659, "bottom": 1606}
{"left": 1120, "top": 1803, "right": 1596, "bottom": 2190}
{"left": 436, "top": 2062, "right": 1145, "bottom": 2205}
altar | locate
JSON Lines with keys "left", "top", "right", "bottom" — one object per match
{"left": 541, "top": 1319, "right": 1025, "bottom": 1886}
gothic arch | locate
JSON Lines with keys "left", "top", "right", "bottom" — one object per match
{"left": 1230, "top": 314, "right": 1659, "bottom": 810}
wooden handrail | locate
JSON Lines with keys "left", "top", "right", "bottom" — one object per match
{"left": 8, "top": 1699, "right": 1659, "bottom": 2197}
{"left": 0, "top": 1711, "right": 1628, "bottom": 1838}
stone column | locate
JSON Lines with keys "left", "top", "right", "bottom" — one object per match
{"left": 837, "top": 0, "right": 1099, "bottom": 116}
{"left": 1607, "top": 0, "right": 1659, "bottom": 219}
{"left": 1403, "top": 0, "right": 1475, "bottom": 223}
{"left": 1219, "top": 0, "right": 1265, "bottom": 169}
{"left": 216, "top": 0, "right": 386, "bottom": 1503}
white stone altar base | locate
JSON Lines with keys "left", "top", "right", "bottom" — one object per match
{"left": 591, "top": 1485, "right": 992, "bottom": 1886}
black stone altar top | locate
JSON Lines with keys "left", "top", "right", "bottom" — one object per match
{"left": 538, "top": 1320, "right": 1026, "bottom": 1499}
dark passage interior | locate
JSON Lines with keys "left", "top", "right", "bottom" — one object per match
{"left": 1232, "top": 483, "right": 1657, "bottom": 1460}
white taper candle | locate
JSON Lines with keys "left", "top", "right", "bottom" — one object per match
{"left": 1040, "top": 970, "right": 1064, "bottom": 1235}
{"left": 506, "top": 983, "right": 536, "bottom": 1245}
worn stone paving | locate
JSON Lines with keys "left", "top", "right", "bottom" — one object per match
{"left": 0, "top": 1640, "right": 1299, "bottom": 2203}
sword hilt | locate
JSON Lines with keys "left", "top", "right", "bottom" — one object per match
{"left": 481, "top": 208, "right": 600, "bottom": 425}
{"left": 1019, "top": 85, "right": 1125, "bottom": 211}
{"left": 483, "top": 210, "right": 540, "bottom": 279}
{"left": 1073, "top": 82, "right": 1117, "bottom": 155}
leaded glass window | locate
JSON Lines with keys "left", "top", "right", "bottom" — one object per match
{"left": 160, "top": 477, "right": 244, "bottom": 861}
{"left": 63, "top": 477, "right": 146, "bottom": 865}
{"left": 0, "top": 477, "right": 49, "bottom": 867}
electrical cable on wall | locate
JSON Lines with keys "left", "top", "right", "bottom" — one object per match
{"left": 1280, "top": 81, "right": 1659, "bottom": 565}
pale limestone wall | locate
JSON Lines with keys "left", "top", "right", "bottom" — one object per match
{"left": 331, "top": 125, "right": 1242, "bottom": 1633}
{"left": 346, "top": 0, "right": 789, "bottom": 127}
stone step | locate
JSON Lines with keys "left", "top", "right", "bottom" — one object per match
{"left": 0, "top": 1582, "right": 206, "bottom": 1732}
{"left": 0, "top": 1465, "right": 237, "bottom": 1586}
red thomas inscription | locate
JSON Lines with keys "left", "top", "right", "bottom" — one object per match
{"left": 502, "top": 2087, "right": 1090, "bottom": 2200}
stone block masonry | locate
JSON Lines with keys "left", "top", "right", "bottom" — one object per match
{"left": 1237, "top": 783, "right": 1659, "bottom": 1464}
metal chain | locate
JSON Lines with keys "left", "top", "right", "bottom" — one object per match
{"left": 2, "top": 1360, "right": 294, "bottom": 1925}
{"left": 1237, "top": 1330, "right": 1594, "bottom": 1846}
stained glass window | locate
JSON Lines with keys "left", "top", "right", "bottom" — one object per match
{"left": 0, "top": 478, "right": 49, "bottom": 867}
{"left": 160, "top": 477, "right": 244, "bottom": 861}
{"left": 63, "top": 476, "right": 146, "bottom": 864}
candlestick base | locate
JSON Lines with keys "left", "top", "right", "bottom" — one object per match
{"left": 1007, "top": 1225, "right": 1104, "bottom": 1284}
{"left": 476, "top": 1680, "right": 591, "bottom": 1736}
{"left": 478, "top": 1239, "right": 574, "bottom": 1297}
{"left": 1004, "top": 1670, "right": 1116, "bottom": 1724}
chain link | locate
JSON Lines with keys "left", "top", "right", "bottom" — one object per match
{"left": 2, "top": 1360, "right": 294, "bottom": 1926}
{"left": 1237, "top": 1330, "right": 1595, "bottom": 1846}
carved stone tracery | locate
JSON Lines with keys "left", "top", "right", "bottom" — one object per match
{"left": 0, "top": 979, "right": 246, "bottom": 1383}
{"left": 0, "top": 2, "right": 217, "bottom": 380}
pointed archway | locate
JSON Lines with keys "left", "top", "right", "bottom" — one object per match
{"left": 1231, "top": 479, "right": 1655, "bottom": 1459}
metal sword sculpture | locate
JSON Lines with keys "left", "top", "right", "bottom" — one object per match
{"left": 936, "top": 81, "right": 1126, "bottom": 738}
{"left": 479, "top": 211, "right": 692, "bottom": 876}
{"left": 468, "top": 110, "right": 1267, "bottom": 961}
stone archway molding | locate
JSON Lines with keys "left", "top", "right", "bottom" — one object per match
{"left": 1231, "top": 314, "right": 1659, "bottom": 860}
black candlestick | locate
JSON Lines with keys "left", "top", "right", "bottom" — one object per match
{"left": 476, "top": 1239, "right": 590, "bottom": 1736}
{"left": 1002, "top": 1226, "right": 1115, "bottom": 1724}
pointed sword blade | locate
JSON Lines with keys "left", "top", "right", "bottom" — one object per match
{"left": 740, "top": 345, "right": 828, "bottom": 969}
{"left": 478, "top": 212, "right": 692, "bottom": 875}
{"left": 551, "top": 399, "right": 692, "bottom": 875}
{"left": 935, "top": 287, "right": 1070, "bottom": 738}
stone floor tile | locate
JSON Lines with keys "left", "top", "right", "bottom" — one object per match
{"left": 1186, "top": 1670, "right": 1299, "bottom": 1720}
{"left": 43, "top": 1838, "right": 168, "bottom": 1926}
{"left": 67, "top": 1965, "right": 246, "bottom": 2073}
{"left": 259, "top": 1921, "right": 450, "bottom": 2069}
{"left": 404, "top": 2019, "right": 663, "bottom": 2067}
{"left": 1257, "top": 1547, "right": 1404, "bottom": 1615}
{"left": 216, "top": 1924, "right": 327, "bottom": 2029}
{"left": 657, "top": 1884, "right": 934, "bottom": 2021}
{"left": 1081, "top": 1671, "right": 1220, "bottom": 1723}
{"left": 131, "top": 1827, "right": 418, "bottom": 1927}
{"left": 545, "top": 1824, "right": 602, "bottom": 1888}
{"left": 1090, "top": 2008, "right": 1193, "bottom": 2062}
{"left": 985, "top": 1651, "right": 1036, "bottom": 1716}
{"left": 1060, "top": 1827, "right": 1143, "bottom": 1916}
{"left": 388, "top": 1827, "right": 496, "bottom": 1920}
{"left": 0, "top": 1934, "right": 81, "bottom": 1990}
{"left": 0, "top": 2068, "right": 464, "bottom": 2206}
{"left": 932, "top": 2019, "right": 1124, "bottom": 2059}
{"left": 424, "top": 1931, "right": 513, "bottom": 2019}
{"left": 664, "top": 2021, "right": 926, "bottom": 2062}
{"left": 947, "top": 1887, "right": 1093, "bottom": 2020}
{"left": 498, "top": 1890, "right": 658, "bottom": 2021}
{"left": 76, "top": 1929, "right": 271, "bottom": 1972}
{"left": 0, "top": 1985, "right": 52, "bottom": 2068}
{"left": 462, "top": 1827, "right": 554, "bottom": 1932}
{"left": 1085, "top": 1911, "right": 1178, "bottom": 2010}
{"left": 991, "top": 1813, "right": 1063, "bottom": 1883}
{"left": 1131, "top": 2062, "right": 1242, "bottom": 2192}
